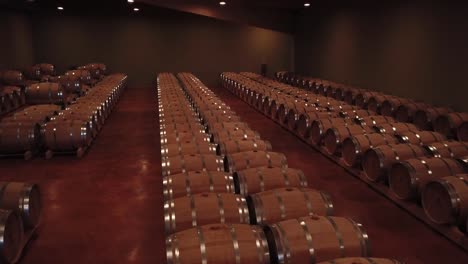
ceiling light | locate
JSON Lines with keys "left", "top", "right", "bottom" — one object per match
{"left": 128, "top": 0, "right": 134, "bottom": 3}
{"left": 57, "top": 6, "right": 64, "bottom": 10}
{"left": 219, "top": 1, "right": 226, "bottom": 6}
{"left": 133, "top": 8, "right": 139, "bottom": 12}
{"left": 304, "top": 3, "right": 311, "bottom": 7}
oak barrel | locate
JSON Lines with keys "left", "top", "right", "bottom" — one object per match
{"left": 0, "top": 122, "right": 41, "bottom": 154}
{"left": 457, "top": 122, "right": 468, "bottom": 142}
{"left": 265, "top": 215, "right": 370, "bottom": 264}
{"left": 0, "top": 210, "right": 24, "bottom": 264}
{"left": 164, "top": 193, "right": 249, "bottom": 234}
{"left": 161, "top": 154, "right": 225, "bottom": 176}
{"left": 355, "top": 115, "right": 395, "bottom": 126}
{"left": 161, "top": 141, "right": 217, "bottom": 158}
{"left": 224, "top": 151, "right": 288, "bottom": 173}
{"left": 248, "top": 188, "right": 333, "bottom": 225}
{"left": 296, "top": 111, "right": 339, "bottom": 138}
{"left": 217, "top": 139, "right": 272, "bottom": 155}
{"left": 163, "top": 171, "right": 235, "bottom": 201}
{"left": 0, "top": 182, "right": 41, "bottom": 228}
{"left": 396, "top": 131, "right": 446, "bottom": 146}
{"left": 413, "top": 107, "right": 451, "bottom": 130}
{"left": 235, "top": 167, "right": 308, "bottom": 196}
{"left": 389, "top": 157, "right": 466, "bottom": 200}
{"left": 309, "top": 118, "right": 352, "bottom": 145}
{"left": 323, "top": 124, "right": 374, "bottom": 155}
{"left": 161, "top": 132, "right": 211, "bottom": 145}
{"left": 424, "top": 141, "right": 468, "bottom": 158}
{"left": 421, "top": 174, "right": 468, "bottom": 229}
{"left": 41, "top": 120, "right": 93, "bottom": 151}
{"left": 342, "top": 133, "right": 399, "bottom": 167}
{"left": 207, "top": 122, "right": 250, "bottom": 133}
{"left": 433, "top": 112, "right": 468, "bottom": 139}
{"left": 373, "top": 122, "right": 419, "bottom": 136}
{"left": 166, "top": 223, "right": 270, "bottom": 264}
{"left": 362, "top": 144, "right": 428, "bottom": 182}
{"left": 25, "top": 82, "right": 67, "bottom": 105}
{"left": 211, "top": 129, "right": 261, "bottom": 143}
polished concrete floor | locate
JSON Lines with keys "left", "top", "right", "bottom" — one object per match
{"left": 1, "top": 85, "right": 467, "bottom": 263}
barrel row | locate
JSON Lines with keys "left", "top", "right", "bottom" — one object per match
{"left": 157, "top": 73, "right": 404, "bottom": 264}
{"left": 0, "top": 73, "right": 127, "bottom": 159}
{"left": 0, "top": 182, "right": 42, "bottom": 263}
{"left": 275, "top": 72, "right": 468, "bottom": 141}
{"left": 42, "top": 73, "right": 127, "bottom": 158}
{"left": 221, "top": 73, "right": 468, "bottom": 235}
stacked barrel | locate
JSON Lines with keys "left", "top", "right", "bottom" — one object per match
{"left": 1, "top": 62, "right": 127, "bottom": 159}
{"left": 159, "top": 72, "right": 400, "bottom": 264}
{"left": 221, "top": 72, "right": 468, "bottom": 239}
{"left": 0, "top": 70, "right": 26, "bottom": 115}
{"left": 0, "top": 182, "right": 42, "bottom": 263}
{"left": 42, "top": 73, "right": 127, "bottom": 158}
{"left": 274, "top": 73, "right": 468, "bottom": 142}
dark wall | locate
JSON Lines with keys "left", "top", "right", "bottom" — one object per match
{"left": 0, "top": 13, "right": 34, "bottom": 70}
{"left": 295, "top": 1, "right": 468, "bottom": 111}
{"left": 29, "top": 8, "right": 294, "bottom": 87}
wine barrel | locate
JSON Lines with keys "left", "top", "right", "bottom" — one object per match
{"left": 41, "top": 120, "right": 93, "bottom": 151}
{"left": 166, "top": 223, "right": 270, "bottom": 264}
{"left": 389, "top": 157, "right": 466, "bottom": 200}
{"left": 164, "top": 193, "right": 249, "bottom": 234}
{"left": 296, "top": 111, "right": 338, "bottom": 138}
{"left": 380, "top": 97, "right": 410, "bottom": 117}
{"left": 55, "top": 75, "right": 83, "bottom": 93}
{"left": 362, "top": 144, "right": 428, "bottom": 182}
{"left": 0, "top": 182, "right": 41, "bottom": 228}
{"left": 373, "top": 122, "right": 419, "bottom": 135}
{"left": 425, "top": 141, "right": 468, "bottom": 158}
{"left": 394, "top": 101, "right": 427, "bottom": 123}
{"left": 0, "top": 210, "right": 24, "bottom": 264}
{"left": 159, "top": 114, "right": 201, "bottom": 125}
{"left": 318, "top": 258, "right": 402, "bottom": 264}
{"left": 160, "top": 123, "right": 206, "bottom": 136}
{"left": 217, "top": 139, "right": 272, "bottom": 155}
{"left": 433, "top": 112, "right": 468, "bottom": 139}
{"left": 265, "top": 215, "right": 370, "bottom": 264}
{"left": 355, "top": 115, "right": 395, "bottom": 126}
{"left": 286, "top": 105, "right": 322, "bottom": 131}
{"left": 309, "top": 118, "right": 352, "bottom": 145}
{"left": 207, "top": 122, "right": 250, "bottom": 133}
{"left": 0, "top": 70, "right": 23, "bottom": 86}
{"left": 354, "top": 91, "right": 381, "bottom": 109}
{"left": 0, "top": 122, "right": 41, "bottom": 154}
{"left": 163, "top": 171, "right": 235, "bottom": 201}
{"left": 366, "top": 94, "right": 392, "bottom": 113}
{"left": 224, "top": 151, "right": 287, "bottom": 173}
{"left": 78, "top": 64, "right": 101, "bottom": 79}
{"left": 323, "top": 124, "right": 374, "bottom": 155}
{"left": 203, "top": 114, "right": 241, "bottom": 125}
{"left": 161, "top": 141, "right": 217, "bottom": 158}
{"left": 413, "top": 107, "right": 451, "bottom": 131}
{"left": 396, "top": 131, "right": 446, "bottom": 146}
{"left": 25, "top": 82, "right": 67, "bottom": 105}
{"left": 457, "top": 122, "right": 468, "bottom": 142}
{"left": 422, "top": 174, "right": 468, "bottom": 229}
{"left": 340, "top": 109, "right": 374, "bottom": 119}
{"left": 235, "top": 167, "right": 308, "bottom": 196}
{"left": 161, "top": 154, "right": 225, "bottom": 176}
{"left": 212, "top": 129, "right": 261, "bottom": 144}
{"left": 1, "top": 86, "right": 24, "bottom": 109}
{"left": 342, "top": 133, "right": 399, "bottom": 167}
{"left": 161, "top": 131, "right": 211, "bottom": 145}
{"left": 37, "top": 63, "right": 55, "bottom": 76}
{"left": 65, "top": 70, "right": 92, "bottom": 85}
{"left": 248, "top": 188, "right": 333, "bottom": 225}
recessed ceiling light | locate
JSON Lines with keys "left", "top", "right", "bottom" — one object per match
{"left": 128, "top": 0, "right": 134, "bottom": 3}
{"left": 304, "top": 3, "right": 311, "bottom": 7}
{"left": 219, "top": 1, "right": 226, "bottom": 6}
{"left": 57, "top": 6, "right": 64, "bottom": 10}
{"left": 133, "top": 7, "right": 139, "bottom": 12}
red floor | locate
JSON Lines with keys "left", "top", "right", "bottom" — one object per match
{"left": 1, "top": 85, "right": 467, "bottom": 263}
